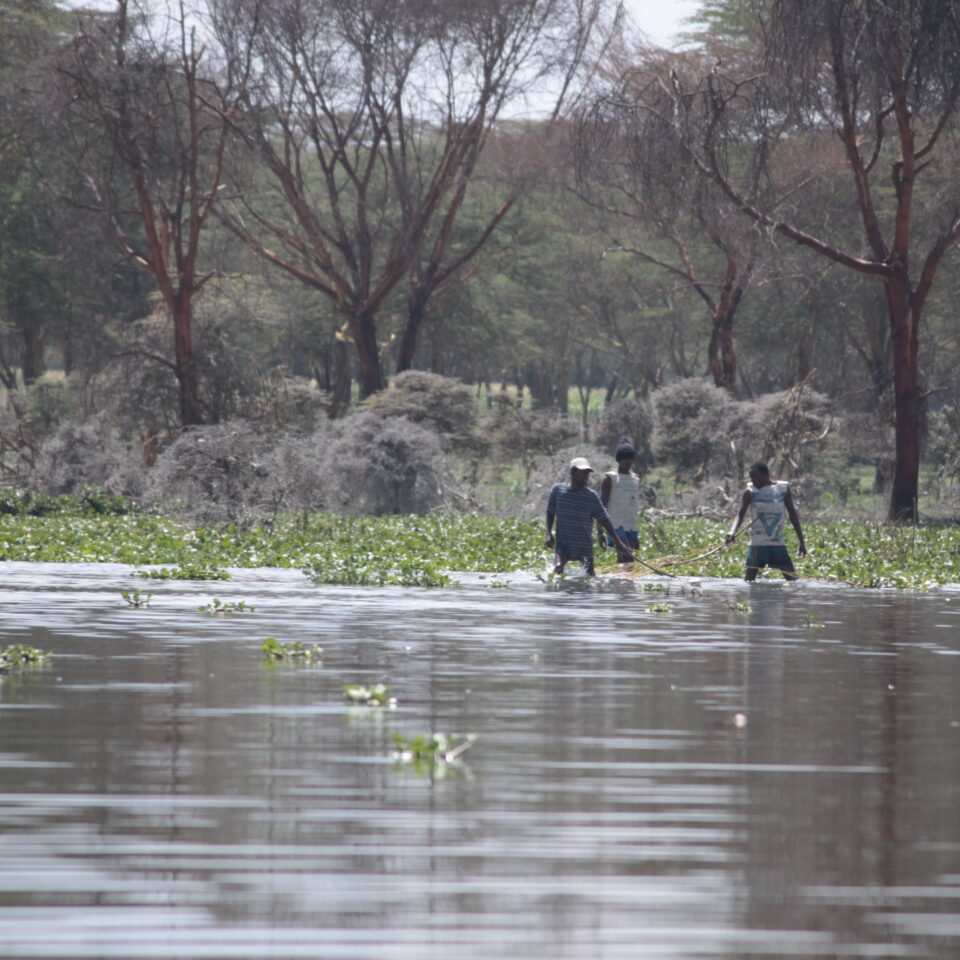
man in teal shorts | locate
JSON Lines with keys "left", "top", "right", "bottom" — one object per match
{"left": 725, "top": 462, "right": 806, "bottom": 581}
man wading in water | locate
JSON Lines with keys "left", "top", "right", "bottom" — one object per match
{"left": 599, "top": 439, "right": 641, "bottom": 563}
{"left": 726, "top": 461, "right": 807, "bottom": 581}
{"left": 546, "top": 457, "right": 635, "bottom": 576}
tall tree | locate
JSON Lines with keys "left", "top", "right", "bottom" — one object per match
{"left": 59, "top": 0, "right": 239, "bottom": 426}
{"left": 655, "top": 0, "right": 960, "bottom": 520}
{"left": 213, "top": 0, "right": 613, "bottom": 402}
{"left": 0, "top": 0, "right": 69, "bottom": 387}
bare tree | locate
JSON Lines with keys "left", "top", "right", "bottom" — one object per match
{"left": 213, "top": 0, "right": 614, "bottom": 403}
{"left": 625, "top": 0, "right": 960, "bottom": 520}
{"left": 59, "top": 0, "right": 239, "bottom": 426}
{"left": 575, "top": 37, "right": 838, "bottom": 397}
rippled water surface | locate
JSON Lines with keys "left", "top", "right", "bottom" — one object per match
{"left": 2, "top": 562, "right": 960, "bottom": 959}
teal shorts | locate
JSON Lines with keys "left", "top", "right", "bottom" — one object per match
{"left": 746, "top": 545, "right": 794, "bottom": 572}
{"left": 606, "top": 527, "right": 640, "bottom": 549}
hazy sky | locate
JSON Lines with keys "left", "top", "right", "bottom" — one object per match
{"left": 624, "top": 0, "right": 702, "bottom": 46}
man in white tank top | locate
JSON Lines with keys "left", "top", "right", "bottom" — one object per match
{"left": 599, "top": 439, "right": 641, "bottom": 563}
{"left": 726, "top": 461, "right": 807, "bottom": 581}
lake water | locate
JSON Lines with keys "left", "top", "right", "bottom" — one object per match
{"left": 2, "top": 562, "right": 960, "bottom": 959}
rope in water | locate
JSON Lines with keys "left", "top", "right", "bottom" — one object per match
{"left": 622, "top": 517, "right": 756, "bottom": 576}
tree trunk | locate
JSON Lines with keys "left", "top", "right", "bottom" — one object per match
{"left": 886, "top": 279, "right": 921, "bottom": 522}
{"left": 327, "top": 339, "right": 352, "bottom": 418}
{"left": 172, "top": 296, "right": 203, "bottom": 427}
{"left": 707, "top": 291, "right": 739, "bottom": 396}
{"left": 21, "top": 320, "right": 46, "bottom": 386}
{"left": 397, "top": 291, "right": 427, "bottom": 374}
{"left": 351, "top": 310, "right": 384, "bottom": 398}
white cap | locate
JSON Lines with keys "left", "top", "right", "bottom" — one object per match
{"left": 570, "top": 457, "right": 593, "bottom": 472}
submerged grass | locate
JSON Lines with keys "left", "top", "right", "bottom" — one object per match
{"left": 0, "top": 500, "right": 957, "bottom": 589}
{"left": 603, "top": 517, "right": 960, "bottom": 589}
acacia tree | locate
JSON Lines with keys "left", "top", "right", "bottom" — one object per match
{"left": 654, "top": 0, "right": 960, "bottom": 520}
{"left": 576, "top": 44, "right": 769, "bottom": 395}
{"left": 213, "top": 0, "right": 612, "bottom": 402}
{"left": 59, "top": 0, "right": 238, "bottom": 426}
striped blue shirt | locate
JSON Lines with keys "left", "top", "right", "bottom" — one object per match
{"left": 547, "top": 483, "right": 609, "bottom": 562}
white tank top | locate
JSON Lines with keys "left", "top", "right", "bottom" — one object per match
{"left": 748, "top": 480, "right": 790, "bottom": 545}
{"left": 605, "top": 470, "right": 640, "bottom": 531}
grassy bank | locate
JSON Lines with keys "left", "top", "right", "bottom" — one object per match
{"left": 0, "top": 496, "right": 957, "bottom": 588}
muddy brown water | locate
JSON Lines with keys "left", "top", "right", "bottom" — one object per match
{"left": 1, "top": 562, "right": 959, "bottom": 959}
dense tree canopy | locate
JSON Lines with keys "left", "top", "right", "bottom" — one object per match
{"left": 0, "top": 0, "right": 959, "bottom": 519}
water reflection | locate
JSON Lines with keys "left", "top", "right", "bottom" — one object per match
{"left": 0, "top": 562, "right": 959, "bottom": 958}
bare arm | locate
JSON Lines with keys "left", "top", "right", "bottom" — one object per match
{"left": 598, "top": 474, "right": 613, "bottom": 547}
{"left": 784, "top": 488, "right": 807, "bottom": 557}
{"left": 600, "top": 516, "right": 634, "bottom": 560}
{"left": 726, "top": 490, "right": 751, "bottom": 542}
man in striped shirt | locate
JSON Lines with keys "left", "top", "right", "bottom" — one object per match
{"left": 546, "top": 457, "right": 636, "bottom": 576}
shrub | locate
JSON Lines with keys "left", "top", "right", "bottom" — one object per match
{"left": 364, "top": 371, "right": 477, "bottom": 450}
{"left": 321, "top": 411, "right": 448, "bottom": 515}
{"left": 143, "top": 420, "right": 273, "bottom": 524}
{"left": 32, "top": 416, "right": 144, "bottom": 498}
{"left": 724, "top": 385, "right": 833, "bottom": 479}
{"left": 653, "top": 379, "right": 733, "bottom": 477}
{"left": 592, "top": 396, "right": 655, "bottom": 473}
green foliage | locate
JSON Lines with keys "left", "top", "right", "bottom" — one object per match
{"left": 200, "top": 598, "right": 254, "bottom": 615}
{"left": 392, "top": 731, "right": 476, "bottom": 762}
{"left": 0, "top": 644, "right": 50, "bottom": 672}
{"left": 138, "top": 565, "right": 231, "bottom": 581}
{"left": 342, "top": 683, "right": 396, "bottom": 707}
{"left": 646, "top": 602, "right": 672, "bottom": 613}
{"left": 363, "top": 371, "right": 478, "bottom": 449}
{"left": 653, "top": 378, "right": 732, "bottom": 476}
{"left": 729, "top": 600, "right": 752, "bottom": 613}
{"left": 629, "top": 517, "right": 960, "bottom": 589}
{"left": 260, "top": 637, "right": 323, "bottom": 663}
{"left": 121, "top": 589, "right": 151, "bottom": 608}
{"left": 1, "top": 508, "right": 959, "bottom": 589}
{"left": 805, "top": 612, "right": 825, "bottom": 629}
{"left": 0, "top": 489, "right": 136, "bottom": 517}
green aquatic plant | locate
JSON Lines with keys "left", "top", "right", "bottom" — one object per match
{"left": 646, "top": 602, "right": 672, "bottom": 614}
{"left": 200, "top": 598, "right": 254, "bottom": 615}
{"left": 121, "top": 589, "right": 152, "bottom": 608}
{"left": 392, "top": 731, "right": 476, "bottom": 762}
{"left": 137, "top": 564, "right": 231, "bottom": 581}
{"left": 729, "top": 600, "right": 753, "bottom": 614}
{"left": 488, "top": 578, "right": 510, "bottom": 588}
{"left": 260, "top": 637, "right": 323, "bottom": 663}
{"left": 0, "top": 510, "right": 959, "bottom": 589}
{"left": 0, "top": 644, "right": 51, "bottom": 672}
{"left": 805, "top": 612, "right": 826, "bottom": 629}
{"left": 342, "top": 683, "right": 396, "bottom": 707}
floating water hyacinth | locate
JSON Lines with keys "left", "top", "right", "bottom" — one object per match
{"left": 138, "top": 565, "right": 231, "bottom": 581}
{"left": 0, "top": 644, "right": 51, "bottom": 672}
{"left": 342, "top": 683, "right": 397, "bottom": 708}
{"left": 200, "top": 598, "right": 254, "bottom": 615}
{"left": 121, "top": 589, "right": 151, "bottom": 608}
{"left": 0, "top": 509, "right": 958, "bottom": 589}
{"left": 392, "top": 732, "right": 476, "bottom": 763}
{"left": 260, "top": 637, "right": 322, "bottom": 663}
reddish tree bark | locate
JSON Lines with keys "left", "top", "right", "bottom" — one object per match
{"left": 61, "top": 0, "right": 236, "bottom": 427}
{"left": 650, "top": 0, "right": 960, "bottom": 520}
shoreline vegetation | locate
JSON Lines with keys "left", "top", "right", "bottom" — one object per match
{"left": 0, "top": 492, "right": 957, "bottom": 590}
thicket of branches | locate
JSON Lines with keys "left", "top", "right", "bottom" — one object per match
{"left": 3, "top": 0, "right": 960, "bottom": 519}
